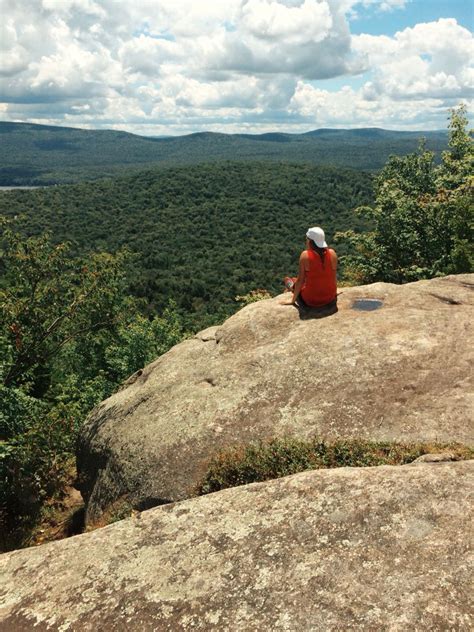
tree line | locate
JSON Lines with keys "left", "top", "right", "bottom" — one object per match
{"left": 0, "top": 121, "right": 447, "bottom": 185}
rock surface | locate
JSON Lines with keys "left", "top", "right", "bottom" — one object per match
{"left": 77, "top": 274, "right": 474, "bottom": 523}
{"left": 1, "top": 461, "right": 472, "bottom": 631}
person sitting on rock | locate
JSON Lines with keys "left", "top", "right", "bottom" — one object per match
{"left": 281, "top": 226, "right": 337, "bottom": 308}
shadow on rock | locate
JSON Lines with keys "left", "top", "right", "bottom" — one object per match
{"left": 295, "top": 299, "right": 338, "bottom": 320}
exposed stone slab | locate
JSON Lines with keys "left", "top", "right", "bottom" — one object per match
{"left": 1, "top": 461, "right": 472, "bottom": 631}
{"left": 77, "top": 274, "right": 474, "bottom": 523}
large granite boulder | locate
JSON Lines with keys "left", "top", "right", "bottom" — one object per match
{"left": 77, "top": 274, "right": 474, "bottom": 523}
{"left": 1, "top": 460, "right": 472, "bottom": 631}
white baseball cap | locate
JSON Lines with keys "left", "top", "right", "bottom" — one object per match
{"left": 306, "top": 226, "right": 327, "bottom": 248}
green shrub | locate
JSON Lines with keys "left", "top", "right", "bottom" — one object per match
{"left": 198, "top": 437, "right": 473, "bottom": 495}
{"left": 0, "top": 406, "right": 76, "bottom": 549}
{"left": 0, "top": 385, "right": 46, "bottom": 440}
{"left": 0, "top": 224, "right": 187, "bottom": 550}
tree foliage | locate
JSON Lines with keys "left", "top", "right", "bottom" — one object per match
{"left": 0, "top": 162, "right": 373, "bottom": 330}
{"left": 0, "top": 224, "right": 186, "bottom": 548}
{"left": 338, "top": 106, "right": 473, "bottom": 284}
{"left": 1, "top": 220, "right": 131, "bottom": 394}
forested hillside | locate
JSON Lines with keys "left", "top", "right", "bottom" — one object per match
{"left": 0, "top": 161, "right": 372, "bottom": 329}
{"left": 0, "top": 121, "right": 447, "bottom": 185}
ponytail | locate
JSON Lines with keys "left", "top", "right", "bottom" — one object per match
{"left": 309, "top": 239, "right": 327, "bottom": 266}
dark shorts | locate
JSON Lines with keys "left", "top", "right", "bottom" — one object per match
{"left": 297, "top": 295, "right": 337, "bottom": 310}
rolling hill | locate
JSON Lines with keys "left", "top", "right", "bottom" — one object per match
{"left": 0, "top": 121, "right": 447, "bottom": 185}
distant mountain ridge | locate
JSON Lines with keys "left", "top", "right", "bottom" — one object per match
{"left": 0, "top": 121, "right": 448, "bottom": 185}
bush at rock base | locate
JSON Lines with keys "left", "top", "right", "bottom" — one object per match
{"left": 198, "top": 437, "right": 474, "bottom": 495}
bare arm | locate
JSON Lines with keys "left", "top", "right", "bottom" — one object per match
{"left": 281, "top": 252, "right": 307, "bottom": 305}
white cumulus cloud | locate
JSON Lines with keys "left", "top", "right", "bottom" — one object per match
{"left": 241, "top": 0, "right": 333, "bottom": 43}
{"left": 353, "top": 19, "right": 474, "bottom": 100}
{"left": 0, "top": 0, "right": 471, "bottom": 133}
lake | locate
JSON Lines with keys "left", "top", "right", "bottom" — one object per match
{"left": 0, "top": 186, "right": 45, "bottom": 191}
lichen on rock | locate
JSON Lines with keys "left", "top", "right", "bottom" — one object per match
{"left": 1, "top": 461, "right": 472, "bottom": 630}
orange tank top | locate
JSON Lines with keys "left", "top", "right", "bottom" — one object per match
{"left": 300, "top": 248, "right": 337, "bottom": 307}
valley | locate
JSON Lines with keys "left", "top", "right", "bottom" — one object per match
{"left": 0, "top": 160, "right": 373, "bottom": 330}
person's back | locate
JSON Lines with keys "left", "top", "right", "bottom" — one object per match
{"left": 300, "top": 247, "right": 337, "bottom": 307}
{"left": 281, "top": 226, "right": 338, "bottom": 308}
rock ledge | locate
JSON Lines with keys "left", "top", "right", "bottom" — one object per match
{"left": 77, "top": 274, "right": 474, "bottom": 523}
{"left": 1, "top": 461, "right": 472, "bottom": 631}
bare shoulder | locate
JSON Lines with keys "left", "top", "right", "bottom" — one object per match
{"left": 299, "top": 249, "right": 310, "bottom": 273}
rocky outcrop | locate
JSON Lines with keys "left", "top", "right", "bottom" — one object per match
{"left": 77, "top": 274, "right": 474, "bottom": 523}
{"left": 1, "top": 461, "right": 472, "bottom": 631}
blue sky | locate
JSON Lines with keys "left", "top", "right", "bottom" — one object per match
{"left": 0, "top": 0, "right": 472, "bottom": 134}
{"left": 350, "top": 0, "right": 473, "bottom": 35}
